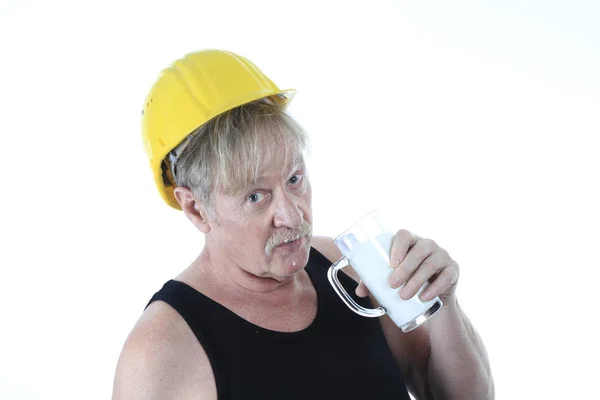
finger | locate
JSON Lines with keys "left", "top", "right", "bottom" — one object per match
{"left": 399, "top": 252, "right": 445, "bottom": 299}
{"left": 390, "top": 229, "right": 418, "bottom": 269}
{"left": 419, "top": 264, "right": 459, "bottom": 301}
{"left": 355, "top": 281, "right": 370, "bottom": 298}
{"left": 388, "top": 238, "right": 436, "bottom": 289}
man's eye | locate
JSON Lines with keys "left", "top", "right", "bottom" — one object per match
{"left": 248, "top": 192, "right": 265, "bottom": 203}
{"left": 289, "top": 173, "right": 303, "bottom": 185}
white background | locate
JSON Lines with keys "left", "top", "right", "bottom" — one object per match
{"left": 1, "top": 0, "right": 599, "bottom": 399}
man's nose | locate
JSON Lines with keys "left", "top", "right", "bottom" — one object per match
{"left": 273, "top": 192, "right": 303, "bottom": 229}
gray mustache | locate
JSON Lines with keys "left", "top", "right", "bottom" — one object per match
{"left": 264, "top": 221, "right": 312, "bottom": 255}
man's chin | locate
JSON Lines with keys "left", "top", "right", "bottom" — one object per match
{"left": 273, "top": 241, "right": 311, "bottom": 275}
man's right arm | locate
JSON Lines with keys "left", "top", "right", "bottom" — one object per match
{"left": 112, "top": 302, "right": 217, "bottom": 400}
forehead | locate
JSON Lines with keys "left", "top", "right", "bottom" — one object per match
{"left": 215, "top": 124, "right": 306, "bottom": 195}
{"left": 224, "top": 152, "right": 305, "bottom": 193}
{"left": 251, "top": 155, "right": 305, "bottom": 184}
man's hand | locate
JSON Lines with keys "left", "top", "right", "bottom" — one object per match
{"left": 355, "top": 229, "right": 459, "bottom": 303}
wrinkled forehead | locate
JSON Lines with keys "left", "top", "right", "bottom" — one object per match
{"left": 249, "top": 151, "right": 306, "bottom": 185}
{"left": 215, "top": 122, "right": 307, "bottom": 195}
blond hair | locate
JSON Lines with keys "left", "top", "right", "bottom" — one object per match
{"left": 173, "top": 99, "right": 309, "bottom": 217}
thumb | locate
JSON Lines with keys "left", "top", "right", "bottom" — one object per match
{"left": 355, "top": 281, "right": 370, "bottom": 298}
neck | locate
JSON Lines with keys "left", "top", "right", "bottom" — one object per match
{"left": 183, "top": 245, "right": 307, "bottom": 306}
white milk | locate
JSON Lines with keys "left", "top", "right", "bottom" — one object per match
{"left": 336, "top": 231, "right": 438, "bottom": 328}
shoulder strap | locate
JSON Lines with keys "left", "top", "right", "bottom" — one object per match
{"left": 147, "top": 280, "right": 229, "bottom": 399}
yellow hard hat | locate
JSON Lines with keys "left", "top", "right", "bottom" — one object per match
{"left": 141, "top": 49, "right": 295, "bottom": 209}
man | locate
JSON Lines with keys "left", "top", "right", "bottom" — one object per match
{"left": 113, "top": 49, "right": 494, "bottom": 399}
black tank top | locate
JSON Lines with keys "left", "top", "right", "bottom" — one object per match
{"left": 147, "top": 247, "right": 411, "bottom": 400}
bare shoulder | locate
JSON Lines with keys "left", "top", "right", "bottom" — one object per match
{"left": 112, "top": 301, "right": 217, "bottom": 400}
{"left": 310, "top": 235, "right": 341, "bottom": 261}
{"left": 311, "top": 235, "right": 360, "bottom": 282}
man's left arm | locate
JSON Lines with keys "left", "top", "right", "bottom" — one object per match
{"left": 378, "top": 229, "right": 494, "bottom": 400}
{"left": 424, "top": 294, "right": 494, "bottom": 400}
{"left": 311, "top": 234, "right": 494, "bottom": 400}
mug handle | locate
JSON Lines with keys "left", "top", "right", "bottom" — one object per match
{"left": 327, "top": 257, "right": 387, "bottom": 318}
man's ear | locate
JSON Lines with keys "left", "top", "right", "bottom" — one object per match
{"left": 174, "top": 187, "right": 211, "bottom": 233}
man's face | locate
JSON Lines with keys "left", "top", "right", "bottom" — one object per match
{"left": 206, "top": 157, "right": 313, "bottom": 280}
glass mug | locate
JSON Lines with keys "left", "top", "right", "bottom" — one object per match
{"left": 327, "top": 211, "right": 443, "bottom": 332}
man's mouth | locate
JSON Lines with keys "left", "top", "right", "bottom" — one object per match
{"left": 276, "top": 236, "right": 306, "bottom": 252}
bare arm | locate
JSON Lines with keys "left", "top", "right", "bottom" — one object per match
{"left": 380, "top": 295, "right": 494, "bottom": 400}
{"left": 427, "top": 295, "right": 494, "bottom": 399}
{"left": 311, "top": 236, "right": 494, "bottom": 400}
{"left": 112, "top": 301, "right": 217, "bottom": 400}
